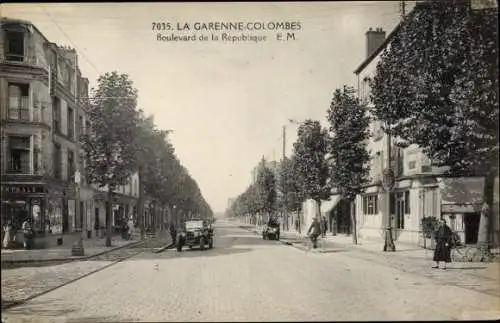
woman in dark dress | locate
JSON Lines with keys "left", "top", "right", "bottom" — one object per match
{"left": 433, "top": 219, "right": 453, "bottom": 270}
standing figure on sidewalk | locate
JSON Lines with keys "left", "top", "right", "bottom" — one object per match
{"left": 3, "top": 220, "right": 13, "bottom": 248}
{"left": 321, "top": 216, "right": 328, "bottom": 238}
{"left": 432, "top": 219, "right": 453, "bottom": 270}
{"left": 21, "top": 218, "right": 33, "bottom": 249}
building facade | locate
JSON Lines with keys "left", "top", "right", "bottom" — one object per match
{"left": 349, "top": 3, "right": 499, "bottom": 247}
{"left": 0, "top": 18, "right": 94, "bottom": 247}
{"left": 0, "top": 18, "right": 141, "bottom": 247}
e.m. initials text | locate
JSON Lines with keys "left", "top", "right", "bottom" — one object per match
{"left": 276, "top": 32, "right": 296, "bottom": 41}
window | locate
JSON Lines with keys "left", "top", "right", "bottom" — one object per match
{"left": 67, "top": 107, "right": 75, "bottom": 139}
{"left": 404, "top": 191, "right": 410, "bottom": 214}
{"left": 5, "top": 30, "right": 25, "bottom": 61}
{"left": 67, "top": 150, "right": 75, "bottom": 183}
{"left": 78, "top": 115, "right": 84, "bottom": 136}
{"left": 362, "top": 194, "right": 378, "bottom": 215}
{"left": 53, "top": 97, "right": 61, "bottom": 133}
{"left": 85, "top": 120, "right": 91, "bottom": 134}
{"left": 67, "top": 65, "right": 74, "bottom": 93}
{"left": 8, "top": 83, "right": 29, "bottom": 120}
{"left": 8, "top": 136, "right": 31, "bottom": 174}
{"left": 408, "top": 161, "right": 416, "bottom": 169}
{"left": 53, "top": 143, "right": 62, "bottom": 179}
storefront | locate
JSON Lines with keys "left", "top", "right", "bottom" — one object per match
{"left": 439, "top": 176, "right": 485, "bottom": 246}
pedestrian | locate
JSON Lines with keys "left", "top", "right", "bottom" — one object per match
{"left": 21, "top": 218, "right": 33, "bottom": 249}
{"left": 321, "top": 216, "right": 328, "bottom": 238}
{"left": 169, "top": 221, "right": 177, "bottom": 243}
{"left": 3, "top": 220, "right": 13, "bottom": 248}
{"left": 307, "top": 217, "right": 322, "bottom": 249}
{"left": 432, "top": 219, "right": 453, "bottom": 270}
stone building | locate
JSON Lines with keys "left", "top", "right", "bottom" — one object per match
{"left": 344, "top": 2, "right": 499, "bottom": 248}
{"left": 0, "top": 17, "right": 93, "bottom": 247}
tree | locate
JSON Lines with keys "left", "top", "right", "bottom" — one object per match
{"left": 255, "top": 159, "right": 277, "bottom": 223}
{"left": 292, "top": 120, "right": 331, "bottom": 222}
{"left": 326, "top": 85, "right": 371, "bottom": 244}
{"left": 82, "top": 72, "right": 139, "bottom": 247}
{"left": 371, "top": 2, "right": 498, "bottom": 259}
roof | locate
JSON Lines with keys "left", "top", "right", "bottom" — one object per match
{"left": 353, "top": 2, "right": 425, "bottom": 75}
{"left": 1, "top": 17, "right": 51, "bottom": 45}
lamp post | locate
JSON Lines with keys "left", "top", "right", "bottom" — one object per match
{"left": 71, "top": 169, "right": 85, "bottom": 256}
{"left": 382, "top": 128, "right": 396, "bottom": 252}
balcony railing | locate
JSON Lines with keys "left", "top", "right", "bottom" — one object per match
{"left": 6, "top": 53, "right": 25, "bottom": 62}
{"left": 8, "top": 108, "right": 29, "bottom": 121}
{"left": 7, "top": 159, "right": 30, "bottom": 174}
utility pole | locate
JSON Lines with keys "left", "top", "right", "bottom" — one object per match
{"left": 282, "top": 125, "right": 288, "bottom": 232}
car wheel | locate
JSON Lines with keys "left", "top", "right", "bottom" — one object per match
{"left": 200, "top": 237, "right": 206, "bottom": 250}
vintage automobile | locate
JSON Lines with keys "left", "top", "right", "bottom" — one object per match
{"left": 176, "top": 219, "right": 214, "bottom": 252}
{"left": 262, "top": 218, "right": 280, "bottom": 240}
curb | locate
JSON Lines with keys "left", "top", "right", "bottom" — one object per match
{"left": 1, "top": 239, "right": 146, "bottom": 266}
{"left": 152, "top": 243, "right": 175, "bottom": 254}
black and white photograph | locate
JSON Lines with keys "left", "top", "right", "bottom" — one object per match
{"left": 0, "top": 1, "right": 499, "bottom": 321}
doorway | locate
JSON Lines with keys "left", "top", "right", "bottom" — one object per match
{"left": 464, "top": 212, "right": 480, "bottom": 244}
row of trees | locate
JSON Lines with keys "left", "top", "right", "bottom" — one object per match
{"left": 227, "top": 88, "right": 370, "bottom": 244}
{"left": 82, "top": 71, "right": 212, "bottom": 246}
{"left": 228, "top": 2, "right": 498, "bottom": 253}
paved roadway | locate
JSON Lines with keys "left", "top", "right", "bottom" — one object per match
{"left": 2, "top": 220, "right": 499, "bottom": 322}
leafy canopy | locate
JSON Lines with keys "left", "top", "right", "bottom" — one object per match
{"left": 371, "top": 2, "right": 498, "bottom": 175}
{"left": 83, "top": 71, "right": 139, "bottom": 189}
{"left": 293, "top": 119, "right": 331, "bottom": 202}
{"left": 327, "top": 85, "right": 371, "bottom": 200}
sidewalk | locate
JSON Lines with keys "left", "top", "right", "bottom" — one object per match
{"left": 280, "top": 230, "right": 500, "bottom": 283}
{"left": 1, "top": 234, "right": 143, "bottom": 264}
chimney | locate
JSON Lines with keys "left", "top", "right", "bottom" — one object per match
{"left": 365, "top": 27, "right": 386, "bottom": 58}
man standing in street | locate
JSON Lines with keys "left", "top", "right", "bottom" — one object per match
{"left": 307, "top": 217, "right": 322, "bottom": 249}
{"left": 169, "top": 221, "right": 177, "bottom": 244}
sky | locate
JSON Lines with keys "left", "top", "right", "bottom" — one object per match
{"left": 3, "top": 1, "right": 404, "bottom": 213}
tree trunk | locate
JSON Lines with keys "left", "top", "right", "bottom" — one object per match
{"left": 137, "top": 170, "right": 145, "bottom": 240}
{"left": 475, "top": 171, "right": 496, "bottom": 261}
{"left": 106, "top": 187, "right": 113, "bottom": 247}
{"left": 350, "top": 199, "right": 358, "bottom": 245}
{"left": 316, "top": 199, "right": 321, "bottom": 220}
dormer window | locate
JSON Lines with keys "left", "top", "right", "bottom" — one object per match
{"left": 5, "top": 30, "right": 25, "bottom": 62}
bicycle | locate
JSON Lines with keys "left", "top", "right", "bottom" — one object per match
{"left": 302, "top": 233, "right": 325, "bottom": 252}
{"left": 451, "top": 242, "right": 474, "bottom": 262}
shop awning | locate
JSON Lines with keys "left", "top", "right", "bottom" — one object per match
{"left": 320, "top": 195, "right": 342, "bottom": 214}
{"left": 439, "top": 177, "right": 484, "bottom": 205}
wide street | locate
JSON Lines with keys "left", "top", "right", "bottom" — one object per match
{"left": 2, "top": 219, "right": 499, "bottom": 322}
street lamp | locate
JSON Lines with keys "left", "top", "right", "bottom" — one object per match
{"left": 71, "top": 169, "right": 85, "bottom": 256}
{"left": 382, "top": 122, "right": 396, "bottom": 252}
